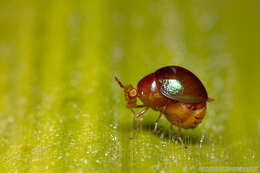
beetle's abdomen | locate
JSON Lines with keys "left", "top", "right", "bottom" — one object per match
{"left": 163, "top": 101, "right": 206, "bottom": 129}
{"left": 137, "top": 73, "right": 170, "bottom": 109}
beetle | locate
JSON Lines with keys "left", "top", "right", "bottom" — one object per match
{"left": 115, "top": 66, "right": 214, "bottom": 147}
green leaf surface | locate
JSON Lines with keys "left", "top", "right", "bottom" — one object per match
{"left": 0, "top": 0, "right": 259, "bottom": 172}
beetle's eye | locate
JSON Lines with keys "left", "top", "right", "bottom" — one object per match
{"left": 129, "top": 89, "right": 137, "bottom": 98}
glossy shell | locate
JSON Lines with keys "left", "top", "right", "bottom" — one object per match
{"left": 155, "top": 66, "right": 208, "bottom": 103}
{"left": 137, "top": 73, "right": 170, "bottom": 109}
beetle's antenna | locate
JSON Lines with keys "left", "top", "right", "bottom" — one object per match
{"left": 115, "top": 76, "right": 124, "bottom": 89}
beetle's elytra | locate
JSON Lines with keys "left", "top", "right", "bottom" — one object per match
{"left": 115, "top": 66, "right": 214, "bottom": 147}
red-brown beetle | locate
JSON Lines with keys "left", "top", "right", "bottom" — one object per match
{"left": 115, "top": 66, "right": 214, "bottom": 147}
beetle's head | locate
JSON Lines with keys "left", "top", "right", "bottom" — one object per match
{"left": 125, "top": 85, "right": 137, "bottom": 99}
{"left": 115, "top": 76, "right": 137, "bottom": 108}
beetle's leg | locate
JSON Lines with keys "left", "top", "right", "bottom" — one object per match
{"left": 207, "top": 97, "right": 215, "bottom": 102}
{"left": 129, "top": 107, "right": 148, "bottom": 139}
{"left": 177, "top": 128, "right": 187, "bottom": 149}
{"left": 134, "top": 105, "right": 145, "bottom": 108}
{"left": 153, "top": 113, "right": 162, "bottom": 135}
{"left": 134, "top": 107, "right": 148, "bottom": 119}
{"left": 129, "top": 109, "right": 138, "bottom": 139}
{"left": 153, "top": 105, "right": 168, "bottom": 136}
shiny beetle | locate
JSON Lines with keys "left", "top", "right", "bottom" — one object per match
{"left": 115, "top": 66, "right": 214, "bottom": 147}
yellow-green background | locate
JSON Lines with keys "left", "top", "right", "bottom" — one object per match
{"left": 0, "top": 0, "right": 259, "bottom": 172}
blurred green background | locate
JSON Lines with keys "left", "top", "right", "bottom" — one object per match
{"left": 0, "top": 0, "right": 260, "bottom": 172}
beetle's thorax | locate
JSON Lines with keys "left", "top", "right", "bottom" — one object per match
{"left": 137, "top": 73, "right": 169, "bottom": 110}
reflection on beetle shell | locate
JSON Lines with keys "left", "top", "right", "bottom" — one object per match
{"left": 159, "top": 79, "right": 184, "bottom": 96}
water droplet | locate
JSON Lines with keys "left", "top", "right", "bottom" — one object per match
{"left": 252, "top": 154, "right": 255, "bottom": 159}
{"left": 200, "top": 135, "right": 205, "bottom": 148}
{"left": 161, "top": 142, "right": 166, "bottom": 147}
{"left": 92, "top": 151, "right": 97, "bottom": 156}
{"left": 77, "top": 169, "right": 83, "bottom": 173}
{"left": 111, "top": 135, "right": 117, "bottom": 141}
